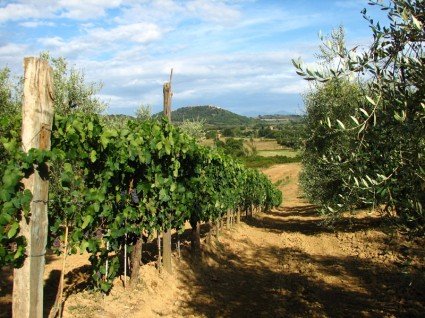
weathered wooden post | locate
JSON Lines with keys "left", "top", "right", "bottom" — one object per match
{"left": 128, "top": 178, "right": 143, "bottom": 288}
{"left": 130, "top": 233, "right": 143, "bottom": 287}
{"left": 206, "top": 220, "right": 213, "bottom": 247}
{"left": 215, "top": 219, "right": 220, "bottom": 239}
{"left": 162, "top": 69, "right": 173, "bottom": 274}
{"left": 226, "top": 210, "right": 231, "bottom": 229}
{"left": 157, "top": 232, "right": 162, "bottom": 273}
{"left": 13, "top": 57, "right": 54, "bottom": 318}
{"left": 163, "top": 68, "right": 173, "bottom": 121}
{"left": 190, "top": 218, "right": 201, "bottom": 255}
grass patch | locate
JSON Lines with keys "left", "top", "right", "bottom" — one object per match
{"left": 241, "top": 155, "right": 301, "bottom": 168}
{"left": 249, "top": 138, "right": 281, "bottom": 151}
{"left": 273, "top": 175, "right": 291, "bottom": 187}
{"left": 257, "top": 149, "right": 299, "bottom": 157}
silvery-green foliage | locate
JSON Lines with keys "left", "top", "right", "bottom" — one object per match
{"left": 40, "top": 52, "right": 107, "bottom": 115}
{"left": 294, "top": 0, "right": 424, "bottom": 232}
{"left": 178, "top": 119, "right": 205, "bottom": 141}
{"left": 135, "top": 104, "right": 152, "bottom": 121}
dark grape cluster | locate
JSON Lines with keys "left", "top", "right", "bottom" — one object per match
{"left": 53, "top": 237, "right": 61, "bottom": 248}
{"left": 95, "top": 229, "right": 103, "bottom": 239}
{"left": 130, "top": 189, "right": 139, "bottom": 204}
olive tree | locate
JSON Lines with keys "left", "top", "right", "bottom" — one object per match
{"left": 40, "top": 52, "right": 107, "bottom": 115}
{"left": 0, "top": 67, "right": 21, "bottom": 166}
{"left": 0, "top": 67, "right": 23, "bottom": 117}
{"left": 294, "top": 0, "right": 424, "bottom": 232}
{"left": 178, "top": 119, "right": 205, "bottom": 140}
{"left": 300, "top": 78, "right": 365, "bottom": 210}
{"left": 135, "top": 104, "right": 152, "bottom": 121}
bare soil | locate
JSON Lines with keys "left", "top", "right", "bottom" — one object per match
{"left": 1, "top": 163, "right": 424, "bottom": 317}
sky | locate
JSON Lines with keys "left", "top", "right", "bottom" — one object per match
{"left": 0, "top": 0, "right": 386, "bottom": 116}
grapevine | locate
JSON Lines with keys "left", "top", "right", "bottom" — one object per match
{"left": 1, "top": 111, "right": 282, "bottom": 292}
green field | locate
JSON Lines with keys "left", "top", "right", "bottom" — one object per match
{"left": 257, "top": 149, "right": 300, "bottom": 157}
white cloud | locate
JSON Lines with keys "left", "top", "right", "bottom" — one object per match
{"left": 270, "top": 82, "right": 309, "bottom": 95}
{"left": 0, "top": 3, "right": 50, "bottom": 22}
{"left": 58, "top": 0, "right": 123, "bottom": 20}
{"left": 115, "top": 1, "right": 185, "bottom": 25}
{"left": 0, "top": 43, "right": 29, "bottom": 71}
{"left": 89, "top": 23, "right": 162, "bottom": 43}
{"left": 19, "top": 20, "right": 55, "bottom": 27}
{"left": 116, "top": 0, "right": 242, "bottom": 26}
{"left": 174, "top": 89, "right": 197, "bottom": 99}
{"left": 0, "top": 0, "right": 123, "bottom": 23}
{"left": 186, "top": 0, "right": 241, "bottom": 25}
{"left": 38, "top": 36, "right": 64, "bottom": 47}
{"left": 79, "top": 47, "right": 308, "bottom": 113}
{"left": 37, "top": 36, "right": 97, "bottom": 56}
{"left": 35, "top": 21, "right": 163, "bottom": 59}
{"left": 96, "top": 93, "right": 127, "bottom": 105}
{"left": 1, "top": 0, "right": 373, "bottom": 115}
{"left": 0, "top": 43, "right": 28, "bottom": 57}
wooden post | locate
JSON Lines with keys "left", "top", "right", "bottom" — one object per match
{"left": 13, "top": 57, "right": 54, "bottom": 318}
{"left": 215, "top": 219, "right": 220, "bottom": 239}
{"left": 48, "top": 222, "right": 68, "bottom": 318}
{"left": 206, "top": 220, "right": 212, "bottom": 247}
{"left": 123, "top": 233, "right": 127, "bottom": 288}
{"left": 163, "top": 68, "right": 173, "bottom": 121}
{"left": 157, "top": 234, "right": 162, "bottom": 273}
{"left": 130, "top": 234, "right": 143, "bottom": 288}
{"left": 190, "top": 220, "right": 201, "bottom": 255}
{"left": 162, "top": 227, "right": 172, "bottom": 274}
{"left": 226, "top": 210, "right": 230, "bottom": 229}
{"left": 105, "top": 241, "right": 109, "bottom": 279}
{"left": 162, "top": 68, "right": 173, "bottom": 274}
{"left": 177, "top": 233, "right": 181, "bottom": 259}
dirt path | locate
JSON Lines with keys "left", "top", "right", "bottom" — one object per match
{"left": 164, "top": 163, "right": 424, "bottom": 317}
{"left": 1, "top": 163, "right": 424, "bottom": 318}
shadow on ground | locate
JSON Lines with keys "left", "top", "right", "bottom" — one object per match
{"left": 245, "top": 206, "right": 384, "bottom": 236}
{"left": 0, "top": 222, "right": 214, "bottom": 318}
{"left": 174, "top": 206, "right": 425, "bottom": 318}
{"left": 1, "top": 206, "right": 424, "bottom": 318}
{"left": 177, "top": 243, "right": 424, "bottom": 318}
{"left": 0, "top": 253, "right": 62, "bottom": 318}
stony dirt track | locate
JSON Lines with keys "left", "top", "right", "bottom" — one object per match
{"left": 1, "top": 163, "right": 424, "bottom": 318}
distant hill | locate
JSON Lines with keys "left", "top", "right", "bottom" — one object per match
{"left": 257, "top": 114, "right": 304, "bottom": 123}
{"left": 104, "top": 114, "right": 134, "bottom": 121}
{"left": 156, "top": 105, "right": 256, "bottom": 126}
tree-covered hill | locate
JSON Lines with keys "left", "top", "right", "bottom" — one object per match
{"left": 156, "top": 105, "right": 257, "bottom": 126}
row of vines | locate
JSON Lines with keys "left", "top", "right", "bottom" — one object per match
{"left": 0, "top": 110, "right": 282, "bottom": 292}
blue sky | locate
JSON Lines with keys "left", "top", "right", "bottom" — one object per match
{"left": 0, "top": 0, "right": 385, "bottom": 116}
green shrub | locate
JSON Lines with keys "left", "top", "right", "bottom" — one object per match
{"left": 300, "top": 78, "right": 365, "bottom": 207}
{"left": 242, "top": 155, "right": 301, "bottom": 169}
